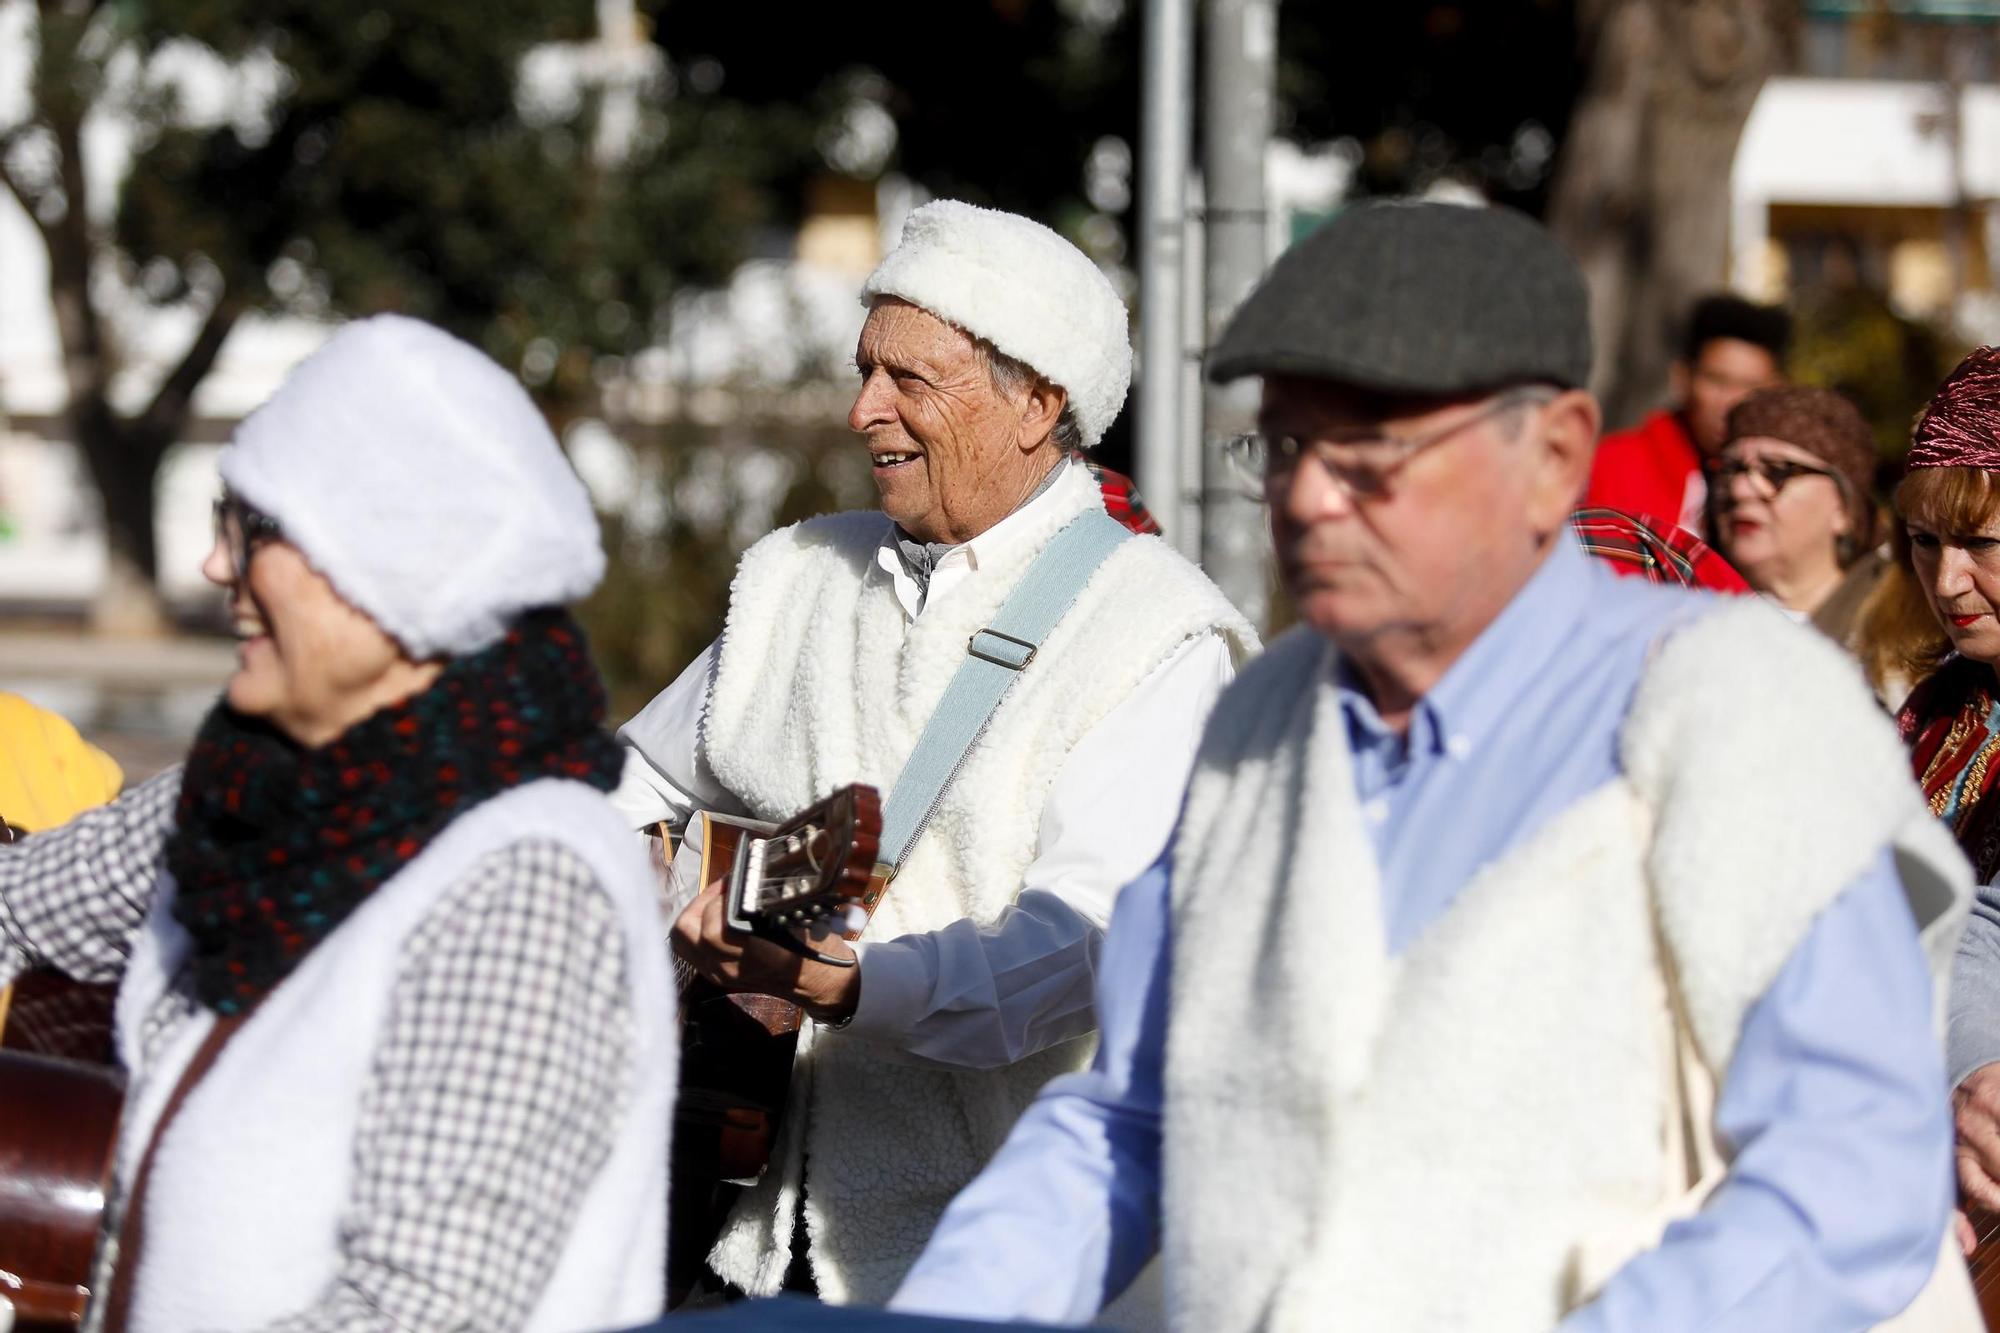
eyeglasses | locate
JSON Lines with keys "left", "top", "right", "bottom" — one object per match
{"left": 1220, "top": 386, "right": 1557, "bottom": 503}
{"left": 212, "top": 494, "right": 283, "bottom": 584}
{"left": 1705, "top": 455, "right": 1845, "bottom": 498}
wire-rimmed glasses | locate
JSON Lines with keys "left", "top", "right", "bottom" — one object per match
{"left": 1219, "top": 385, "right": 1558, "bottom": 503}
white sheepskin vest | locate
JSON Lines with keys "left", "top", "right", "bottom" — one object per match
{"left": 107, "top": 779, "right": 676, "bottom": 1333}
{"left": 701, "top": 462, "right": 1257, "bottom": 1303}
{"left": 1162, "top": 601, "right": 1968, "bottom": 1333}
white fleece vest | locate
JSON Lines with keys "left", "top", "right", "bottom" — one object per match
{"left": 107, "top": 780, "right": 676, "bottom": 1333}
{"left": 1162, "top": 601, "right": 1970, "bottom": 1333}
{"left": 700, "top": 463, "right": 1257, "bottom": 1303}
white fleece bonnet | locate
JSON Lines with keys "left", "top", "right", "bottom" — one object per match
{"left": 861, "top": 199, "right": 1133, "bottom": 448}
{"left": 217, "top": 314, "right": 604, "bottom": 658}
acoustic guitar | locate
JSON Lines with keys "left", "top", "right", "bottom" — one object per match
{"left": 0, "top": 807, "right": 124, "bottom": 1332}
{"left": 652, "top": 784, "right": 885, "bottom": 1304}
{"left": 1966, "top": 1205, "right": 2000, "bottom": 1327}
{"left": 0, "top": 973, "right": 124, "bottom": 1332}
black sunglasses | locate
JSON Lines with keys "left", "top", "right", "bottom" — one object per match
{"left": 213, "top": 494, "right": 284, "bottom": 584}
{"left": 1705, "top": 455, "right": 1846, "bottom": 496}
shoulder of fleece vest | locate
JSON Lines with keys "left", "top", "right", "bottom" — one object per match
{"left": 1621, "top": 596, "right": 1953, "bottom": 1071}
{"left": 1090, "top": 531, "right": 1262, "bottom": 657}
{"left": 734, "top": 507, "right": 890, "bottom": 574}
{"left": 1191, "top": 624, "right": 1322, "bottom": 768}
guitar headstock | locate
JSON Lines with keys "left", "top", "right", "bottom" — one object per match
{"left": 727, "top": 784, "right": 883, "bottom": 947}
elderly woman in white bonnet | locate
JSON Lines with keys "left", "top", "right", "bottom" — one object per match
{"left": 0, "top": 315, "right": 674, "bottom": 1333}
{"left": 615, "top": 200, "right": 1255, "bottom": 1307}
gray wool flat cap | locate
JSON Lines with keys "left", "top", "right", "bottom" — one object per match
{"left": 1208, "top": 200, "right": 1593, "bottom": 393}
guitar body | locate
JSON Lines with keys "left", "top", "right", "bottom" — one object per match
{"left": 674, "top": 816, "right": 808, "bottom": 1187}
{"left": 1968, "top": 1205, "right": 2000, "bottom": 1328}
{"left": 0, "top": 972, "right": 124, "bottom": 1331}
{"left": 656, "top": 786, "right": 884, "bottom": 1306}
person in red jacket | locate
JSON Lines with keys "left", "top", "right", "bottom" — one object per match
{"left": 1584, "top": 294, "right": 1789, "bottom": 531}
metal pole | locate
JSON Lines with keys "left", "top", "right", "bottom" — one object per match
{"left": 1199, "top": 0, "right": 1276, "bottom": 627}
{"left": 1136, "top": 0, "right": 1194, "bottom": 547}
{"left": 1177, "top": 177, "right": 1206, "bottom": 559}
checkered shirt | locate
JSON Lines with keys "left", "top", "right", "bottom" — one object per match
{"left": 0, "top": 768, "right": 638, "bottom": 1332}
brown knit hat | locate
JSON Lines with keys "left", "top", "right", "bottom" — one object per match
{"left": 1724, "top": 385, "right": 1878, "bottom": 545}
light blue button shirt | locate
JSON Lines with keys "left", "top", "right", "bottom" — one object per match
{"left": 892, "top": 536, "right": 1953, "bottom": 1330}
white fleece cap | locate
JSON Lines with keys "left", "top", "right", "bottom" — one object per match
{"left": 218, "top": 314, "right": 604, "bottom": 658}
{"left": 861, "top": 200, "right": 1132, "bottom": 448}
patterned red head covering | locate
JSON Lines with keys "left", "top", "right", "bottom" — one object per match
{"left": 1910, "top": 346, "right": 2000, "bottom": 471}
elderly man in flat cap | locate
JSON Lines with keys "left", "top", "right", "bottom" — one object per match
{"left": 891, "top": 200, "right": 1971, "bottom": 1330}
{"left": 610, "top": 200, "right": 1256, "bottom": 1304}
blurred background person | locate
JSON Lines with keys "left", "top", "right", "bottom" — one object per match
{"left": 0, "top": 315, "right": 676, "bottom": 1332}
{"left": 1710, "top": 385, "right": 1885, "bottom": 647}
{"left": 1585, "top": 294, "right": 1791, "bottom": 531}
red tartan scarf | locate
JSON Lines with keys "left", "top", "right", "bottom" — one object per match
{"left": 1086, "top": 462, "right": 1164, "bottom": 537}
{"left": 1900, "top": 654, "right": 2000, "bottom": 883}
{"left": 1569, "top": 507, "right": 1749, "bottom": 593}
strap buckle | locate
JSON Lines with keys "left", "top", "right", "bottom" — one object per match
{"left": 967, "top": 627, "right": 1037, "bottom": 671}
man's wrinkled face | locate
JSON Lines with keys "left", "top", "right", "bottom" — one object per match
{"left": 1677, "top": 337, "right": 1783, "bottom": 456}
{"left": 1261, "top": 377, "right": 1558, "bottom": 654}
{"left": 848, "top": 299, "right": 1051, "bottom": 545}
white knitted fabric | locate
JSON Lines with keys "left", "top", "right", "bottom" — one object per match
{"left": 111, "top": 780, "right": 675, "bottom": 1333}
{"left": 1160, "top": 603, "right": 1969, "bottom": 1333}
{"left": 862, "top": 200, "right": 1132, "bottom": 448}
{"left": 699, "top": 463, "right": 1256, "bottom": 1303}
{"left": 218, "top": 315, "right": 605, "bottom": 658}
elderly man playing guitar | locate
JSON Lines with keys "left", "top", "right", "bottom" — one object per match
{"left": 610, "top": 200, "right": 1256, "bottom": 1306}
{"left": 890, "top": 202, "right": 1977, "bottom": 1331}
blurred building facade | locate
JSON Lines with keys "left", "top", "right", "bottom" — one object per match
{"left": 1732, "top": 0, "right": 2000, "bottom": 340}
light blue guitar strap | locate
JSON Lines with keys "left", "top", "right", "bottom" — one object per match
{"left": 874, "top": 506, "right": 1133, "bottom": 876}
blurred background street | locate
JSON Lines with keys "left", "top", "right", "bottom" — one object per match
{"left": 4, "top": 0, "right": 1997, "bottom": 768}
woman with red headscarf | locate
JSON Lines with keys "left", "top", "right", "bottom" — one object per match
{"left": 1884, "top": 346, "right": 2000, "bottom": 1265}
{"left": 1890, "top": 349, "right": 2000, "bottom": 881}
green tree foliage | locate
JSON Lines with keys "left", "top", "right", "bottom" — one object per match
{"left": 3, "top": 0, "right": 812, "bottom": 628}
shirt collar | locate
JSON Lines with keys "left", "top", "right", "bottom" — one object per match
{"left": 876, "top": 460, "right": 1088, "bottom": 600}
{"left": 872, "top": 458, "right": 1080, "bottom": 584}
{"left": 1336, "top": 535, "right": 1594, "bottom": 761}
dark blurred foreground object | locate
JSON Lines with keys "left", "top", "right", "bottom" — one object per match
{"left": 1962, "top": 1204, "right": 2000, "bottom": 1327}
{"left": 0, "top": 755, "right": 125, "bottom": 1331}
{"left": 1570, "top": 507, "right": 1749, "bottom": 593}
{"left": 0, "top": 1047, "right": 122, "bottom": 1330}
{"left": 617, "top": 1295, "right": 1070, "bottom": 1331}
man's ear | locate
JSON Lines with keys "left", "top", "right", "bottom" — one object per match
{"left": 1529, "top": 388, "right": 1602, "bottom": 533}
{"left": 1021, "top": 379, "right": 1067, "bottom": 452}
{"left": 1668, "top": 358, "right": 1692, "bottom": 405}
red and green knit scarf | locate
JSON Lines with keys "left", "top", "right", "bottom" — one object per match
{"left": 1901, "top": 654, "right": 2000, "bottom": 884}
{"left": 165, "top": 608, "right": 624, "bottom": 1013}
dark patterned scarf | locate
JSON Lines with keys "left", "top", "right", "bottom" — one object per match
{"left": 1900, "top": 653, "right": 2000, "bottom": 883}
{"left": 165, "top": 608, "right": 624, "bottom": 1013}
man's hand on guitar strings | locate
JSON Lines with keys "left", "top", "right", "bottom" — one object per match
{"left": 671, "top": 883, "right": 862, "bottom": 1025}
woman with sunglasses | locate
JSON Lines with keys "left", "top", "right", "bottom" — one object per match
{"left": 0, "top": 315, "right": 674, "bottom": 1332}
{"left": 1709, "top": 384, "right": 1886, "bottom": 646}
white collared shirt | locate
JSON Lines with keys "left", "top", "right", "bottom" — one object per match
{"left": 610, "top": 475, "right": 1235, "bottom": 1068}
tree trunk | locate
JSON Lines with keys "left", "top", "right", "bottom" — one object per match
{"left": 1547, "top": 0, "right": 1790, "bottom": 431}
{"left": 5, "top": 8, "right": 244, "bottom": 635}
{"left": 70, "top": 411, "right": 169, "bottom": 637}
